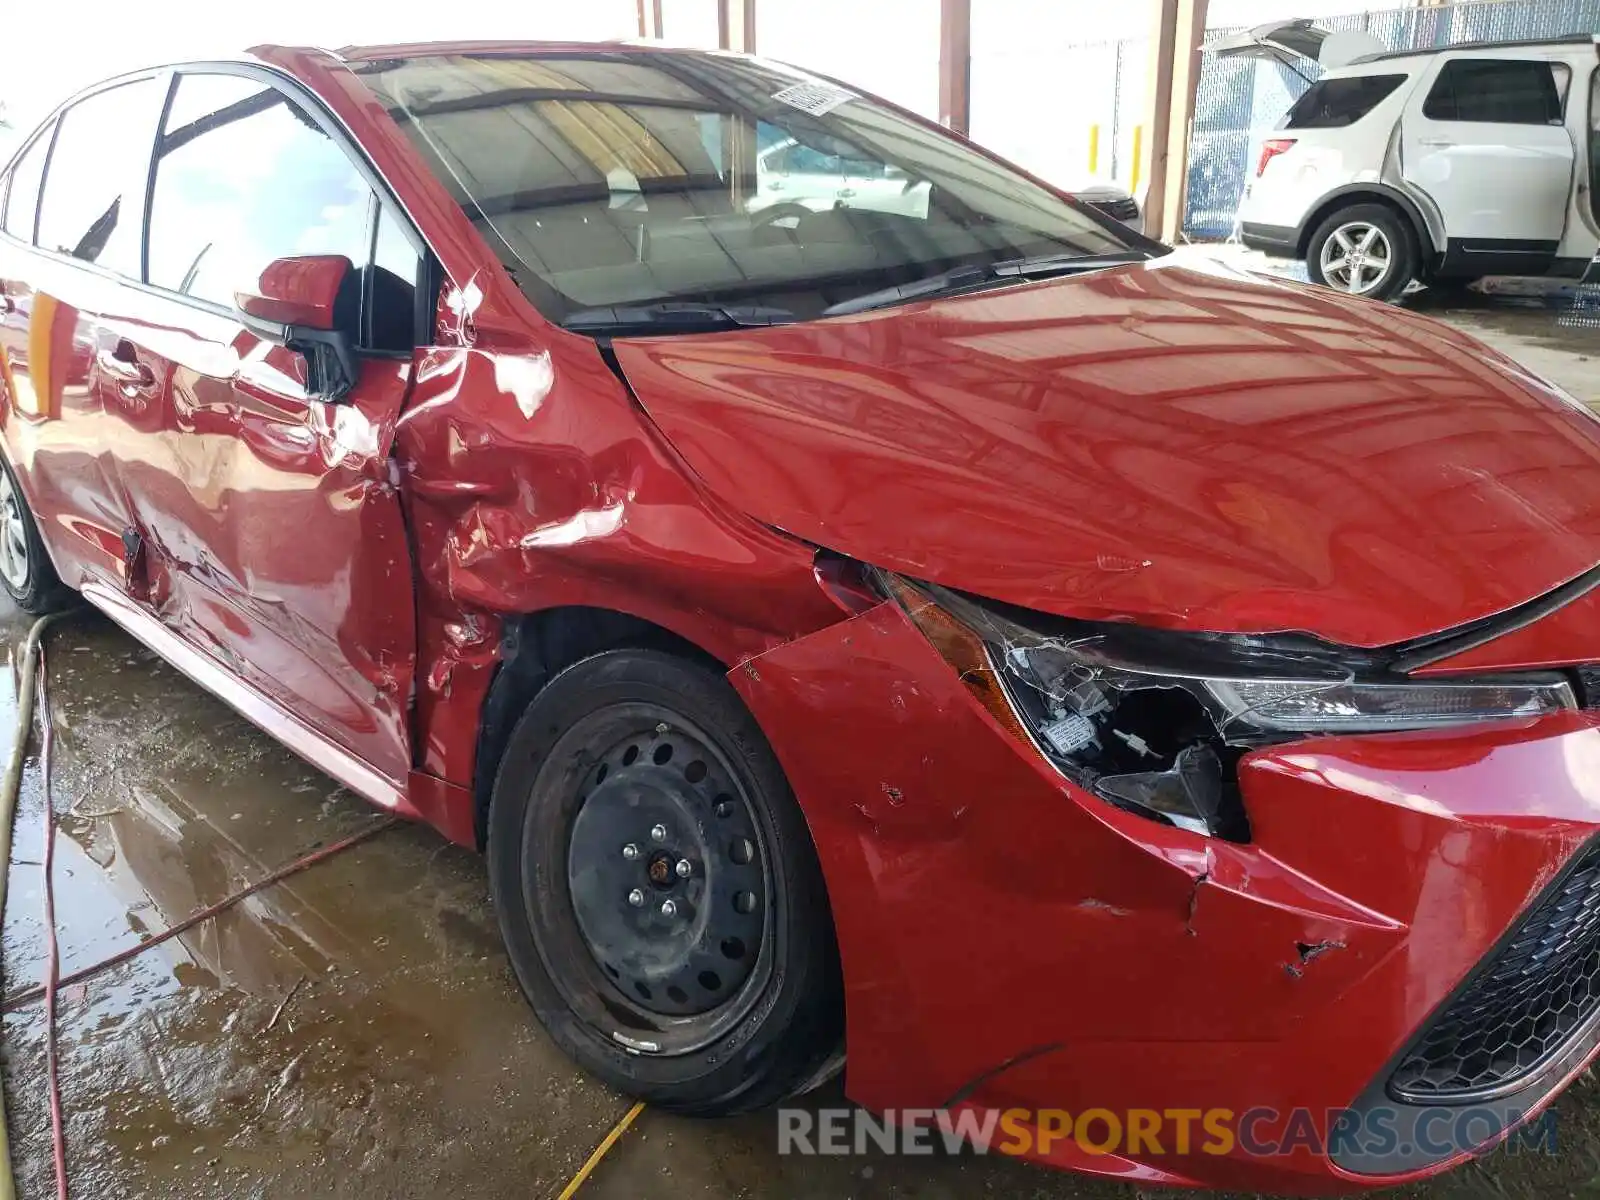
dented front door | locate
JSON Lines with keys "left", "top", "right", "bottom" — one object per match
{"left": 108, "top": 70, "right": 419, "bottom": 785}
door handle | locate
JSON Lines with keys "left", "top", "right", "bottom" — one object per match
{"left": 95, "top": 343, "right": 155, "bottom": 390}
{"left": 838, "top": 187, "right": 856, "bottom": 199}
{"left": 1418, "top": 138, "right": 1455, "bottom": 147}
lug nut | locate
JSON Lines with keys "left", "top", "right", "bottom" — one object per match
{"left": 622, "top": 843, "right": 640, "bottom": 861}
{"left": 675, "top": 859, "right": 692, "bottom": 879}
{"left": 650, "top": 823, "right": 668, "bottom": 842}
{"left": 627, "top": 888, "right": 645, "bottom": 907}
{"left": 660, "top": 899, "right": 678, "bottom": 917}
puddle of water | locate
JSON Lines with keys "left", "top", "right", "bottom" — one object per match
{"left": 3, "top": 610, "right": 385, "bottom": 994}
{"left": 0, "top": 598, "right": 632, "bottom": 1198}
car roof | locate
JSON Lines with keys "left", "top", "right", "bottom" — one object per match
{"left": 330, "top": 39, "right": 717, "bottom": 63}
{"left": 1354, "top": 32, "right": 1597, "bottom": 64}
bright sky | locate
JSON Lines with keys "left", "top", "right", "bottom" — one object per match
{"left": 0, "top": 0, "right": 645, "bottom": 132}
{"left": 0, "top": 0, "right": 1393, "bottom": 134}
{"left": 0, "top": 0, "right": 1400, "bottom": 186}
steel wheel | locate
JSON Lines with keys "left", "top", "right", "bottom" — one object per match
{"left": 551, "top": 706, "right": 772, "bottom": 1053}
{"left": 0, "top": 468, "right": 32, "bottom": 593}
{"left": 487, "top": 647, "right": 843, "bottom": 1115}
{"left": 1319, "top": 221, "right": 1393, "bottom": 296}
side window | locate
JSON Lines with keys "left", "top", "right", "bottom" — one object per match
{"left": 1423, "top": 59, "right": 1563, "bottom": 125}
{"left": 789, "top": 144, "right": 840, "bottom": 175}
{"left": 840, "top": 156, "right": 886, "bottom": 179}
{"left": 147, "top": 73, "right": 371, "bottom": 311}
{"left": 36, "top": 79, "right": 165, "bottom": 273}
{"left": 367, "top": 203, "right": 421, "bottom": 353}
{"left": 1, "top": 123, "right": 54, "bottom": 243}
{"left": 1553, "top": 63, "right": 1574, "bottom": 111}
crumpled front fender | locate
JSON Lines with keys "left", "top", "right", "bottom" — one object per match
{"left": 731, "top": 599, "right": 1600, "bottom": 1192}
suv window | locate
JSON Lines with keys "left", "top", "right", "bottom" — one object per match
{"left": 37, "top": 79, "right": 165, "bottom": 274}
{"left": 1284, "top": 74, "right": 1406, "bottom": 129}
{"left": 147, "top": 73, "right": 373, "bottom": 311}
{"left": 1, "top": 124, "right": 54, "bottom": 242}
{"left": 1423, "top": 59, "right": 1563, "bottom": 124}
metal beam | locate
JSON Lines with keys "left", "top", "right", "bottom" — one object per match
{"left": 718, "top": 0, "right": 757, "bottom": 52}
{"left": 1139, "top": 0, "right": 1179, "bottom": 239}
{"left": 939, "top": 0, "right": 972, "bottom": 134}
{"left": 1141, "top": 0, "right": 1208, "bottom": 242}
{"left": 1160, "top": 0, "right": 1209, "bottom": 241}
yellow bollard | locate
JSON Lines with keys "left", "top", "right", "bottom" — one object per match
{"left": 1088, "top": 124, "right": 1100, "bottom": 176}
{"left": 1130, "top": 124, "right": 1144, "bottom": 196}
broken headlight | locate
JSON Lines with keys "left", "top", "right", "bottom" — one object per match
{"left": 885, "top": 575, "right": 1575, "bottom": 840}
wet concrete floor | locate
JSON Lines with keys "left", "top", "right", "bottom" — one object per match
{"left": 3, "top": 287, "right": 1600, "bottom": 1200}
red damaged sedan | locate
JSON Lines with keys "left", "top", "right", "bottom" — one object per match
{"left": 3, "top": 39, "right": 1600, "bottom": 1193}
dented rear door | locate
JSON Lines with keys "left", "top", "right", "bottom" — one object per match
{"left": 111, "top": 69, "right": 419, "bottom": 785}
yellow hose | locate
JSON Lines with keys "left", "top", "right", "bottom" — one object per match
{"left": 556, "top": 1101, "right": 646, "bottom": 1200}
{"left": 0, "top": 611, "right": 71, "bottom": 1200}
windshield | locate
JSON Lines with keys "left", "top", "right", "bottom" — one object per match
{"left": 355, "top": 51, "right": 1161, "bottom": 326}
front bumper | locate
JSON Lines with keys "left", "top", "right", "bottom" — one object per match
{"left": 732, "top": 600, "right": 1600, "bottom": 1193}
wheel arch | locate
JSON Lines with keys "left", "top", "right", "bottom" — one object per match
{"left": 0, "top": 426, "right": 72, "bottom": 590}
{"left": 1297, "top": 184, "right": 1437, "bottom": 262}
{"left": 471, "top": 605, "right": 726, "bottom": 849}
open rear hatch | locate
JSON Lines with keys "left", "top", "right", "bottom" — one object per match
{"left": 1211, "top": 19, "right": 1387, "bottom": 73}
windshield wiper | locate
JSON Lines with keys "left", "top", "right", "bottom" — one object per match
{"left": 821, "top": 251, "right": 1153, "bottom": 317}
{"left": 562, "top": 302, "right": 797, "bottom": 337}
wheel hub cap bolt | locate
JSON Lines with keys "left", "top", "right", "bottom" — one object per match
{"left": 650, "top": 823, "right": 668, "bottom": 842}
{"left": 675, "top": 859, "right": 692, "bottom": 879}
{"left": 627, "top": 888, "right": 645, "bottom": 907}
{"left": 622, "top": 843, "right": 640, "bottom": 861}
{"left": 660, "top": 899, "right": 678, "bottom": 917}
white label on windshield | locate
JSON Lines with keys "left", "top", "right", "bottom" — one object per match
{"left": 771, "top": 81, "right": 856, "bottom": 115}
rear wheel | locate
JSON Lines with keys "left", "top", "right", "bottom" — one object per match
{"left": 0, "top": 454, "right": 71, "bottom": 614}
{"left": 487, "top": 648, "right": 842, "bottom": 1115}
{"left": 1307, "top": 203, "right": 1417, "bottom": 302}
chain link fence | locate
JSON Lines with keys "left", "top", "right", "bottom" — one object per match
{"left": 1186, "top": 0, "right": 1600, "bottom": 239}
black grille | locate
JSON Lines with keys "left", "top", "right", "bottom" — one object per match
{"left": 1389, "top": 842, "right": 1600, "bottom": 1102}
{"left": 1088, "top": 197, "right": 1140, "bottom": 224}
{"left": 1577, "top": 665, "right": 1600, "bottom": 707}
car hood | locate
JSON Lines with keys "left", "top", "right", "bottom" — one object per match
{"left": 610, "top": 258, "right": 1600, "bottom": 646}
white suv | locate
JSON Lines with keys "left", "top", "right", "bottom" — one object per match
{"left": 751, "top": 137, "right": 1144, "bottom": 230}
{"left": 1231, "top": 27, "right": 1600, "bottom": 300}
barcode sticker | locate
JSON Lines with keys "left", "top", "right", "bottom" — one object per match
{"left": 771, "top": 81, "right": 857, "bottom": 116}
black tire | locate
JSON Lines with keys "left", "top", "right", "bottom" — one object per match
{"left": 487, "top": 647, "right": 842, "bottom": 1115}
{"left": 0, "top": 452, "right": 72, "bottom": 614}
{"left": 1306, "top": 203, "right": 1418, "bottom": 302}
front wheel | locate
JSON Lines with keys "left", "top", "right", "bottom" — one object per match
{"left": 1307, "top": 204, "right": 1417, "bottom": 302}
{"left": 487, "top": 648, "right": 842, "bottom": 1115}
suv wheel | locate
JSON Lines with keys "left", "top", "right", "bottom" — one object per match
{"left": 1307, "top": 204, "right": 1417, "bottom": 302}
{"left": 486, "top": 647, "right": 843, "bottom": 1115}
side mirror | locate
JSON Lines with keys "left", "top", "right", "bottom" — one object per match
{"left": 234, "top": 254, "right": 360, "bottom": 402}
